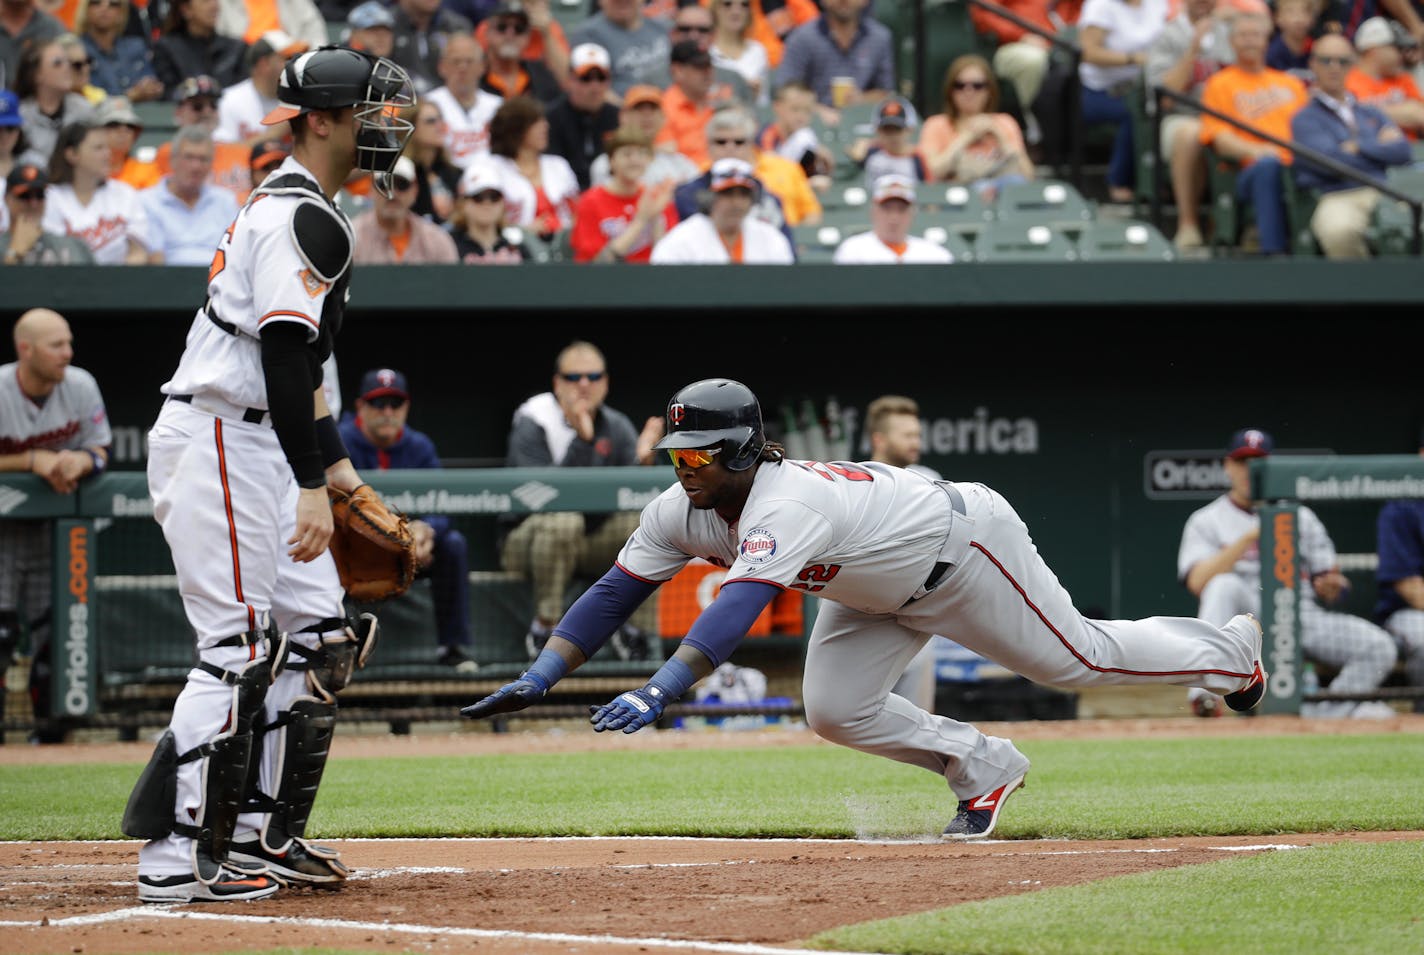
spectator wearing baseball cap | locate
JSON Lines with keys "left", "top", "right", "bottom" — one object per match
{"left": 833, "top": 174, "right": 954, "bottom": 263}
{"left": 1347, "top": 16, "right": 1424, "bottom": 140}
{"left": 351, "top": 155, "right": 460, "bottom": 264}
{"left": 339, "top": 368, "right": 480, "bottom": 674}
{"left": 96, "top": 95, "right": 162, "bottom": 191}
{"left": 150, "top": 75, "right": 254, "bottom": 201}
{"left": 217, "top": 0, "right": 328, "bottom": 52}
{"left": 344, "top": 0, "right": 396, "bottom": 58}
{"left": 0, "top": 90, "right": 30, "bottom": 189}
{"left": 588, "top": 84, "right": 701, "bottom": 187}
{"left": 658, "top": 39, "right": 719, "bottom": 167}
{"left": 480, "top": 0, "right": 565, "bottom": 109}
{"left": 569, "top": 0, "right": 675, "bottom": 96}
{"left": 1225, "top": 428, "right": 1274, "bottom": 459}
{"left": 1, "top": 162, "right": 96, "bottom": 265}
{"left": 847, "top": 95, "right": 928, "bottom": 190}
{"left": 544, "top": 42, "right": 621, "bottom": 190}
{"left": 450, "top": 161, "right": 531, "bottom": 264}
{"left": 571, "top": 126, "right": 678, "bottom": 262}
{"left": 214, "top": 29, "right": 309, "bottom": 147}
{"left": 248, "top": 138, "right": 289, "bottom": 188}
{"left": 475, "top": 0, "right": 569, "bottom": 82}
{"left": 651, "top": 156, "right": 795, "bottom": 262}
{"left": 151, "top": 0, "right": 248, "bottom": 98}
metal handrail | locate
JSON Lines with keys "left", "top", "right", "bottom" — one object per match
{"left": 1147, "top": 84, "right": 1424, "bottom": 255}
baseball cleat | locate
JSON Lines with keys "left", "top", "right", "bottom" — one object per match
{"left": 1223, "top": 614, "right": 1267, "bottom": 713}
{"left": 138, "top": 868, "right": 281, "bottom": 903}
{"left": 941, "top": 773, "right": 1026, "bottom": 841}
{"left": 229, "top": 836, "right": 349, "bottom": 885}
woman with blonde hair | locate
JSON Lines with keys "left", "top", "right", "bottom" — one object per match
{"left": 710, "top": 0, "right": 770, "bottom": 105}
{"left": 918, "top": 55, "right": 1035, "bottom": 201}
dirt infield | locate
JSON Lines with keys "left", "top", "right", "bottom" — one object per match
{"left": 3, "top": 715, "right": 1422, "bottom": 955}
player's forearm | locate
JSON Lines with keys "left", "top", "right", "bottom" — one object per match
{"left": 1185, "top": 547, "right": 1246, "bottom": 597}
{"left": 0, "top": 450, "right": 37, "bottom": 473}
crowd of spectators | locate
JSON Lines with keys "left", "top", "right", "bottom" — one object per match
{"left": 4, "top": 0, "right": 1424, "bottom": 265}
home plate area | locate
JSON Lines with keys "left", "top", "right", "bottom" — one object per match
{"left": 4, "top": 832, "right": 1417, "bottom": 955}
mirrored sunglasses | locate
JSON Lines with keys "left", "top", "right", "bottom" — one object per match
{"left": 668, "top": 447, "right": 721, "bottom": 469}
{"left": 559, "top": 371, "right": 606, "bottom": 383}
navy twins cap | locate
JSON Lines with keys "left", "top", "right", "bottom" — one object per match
{"left": 1226, "top": 428, "right": 1274, "bottom": 460}
{"left": 359, "top": 368, "right": 409, "bottom": 401}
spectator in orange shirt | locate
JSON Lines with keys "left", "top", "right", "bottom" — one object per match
{"left": 1346, "top": 16, "right": 1424, "bottom": 139}
{"left": 97, "top": 94, "right": 159, "bottom": 189}
{"left": 474, "top": 0, "right": 571, "bottom": 82}
{"left": 1197, "top": 12, "right": 1308, "bottom": 254}
{"left": 571, "top": 126, "right": 677, "bottom": 261}
{"left": 658, "top": 39, "right": 719, "bottom": 167}
{"left": 748, "top": 0, "right": 820, "bottom": 70}
{"left": 152, "top": 74, "right": 251, "bottom": 200}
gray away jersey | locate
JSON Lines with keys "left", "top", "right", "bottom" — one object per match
{"left": 0, "top": 363, "right": 112, "bottom": 455}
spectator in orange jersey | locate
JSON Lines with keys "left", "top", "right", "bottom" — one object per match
{"left": 1346, "top": 16, "right": 1424, "bottom": 139}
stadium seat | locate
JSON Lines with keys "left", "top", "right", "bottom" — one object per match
{"left": 972, "top": 221, "right": 1079, "bottom": 262}
{"left": 992, "top": 179, "right": 1095, "bottom": 237}
{"left": 792, "top": 222, "right": 866, "bottom": 262}
{"left": 917, "top": 225, "right": 976, "bottom": 262}
{"left": 1372, "top": 194, "right": 1424, "bottom": 256}
{"left": 1073, "top": 219, "right": 1176, "bottom": 262}
{"left": 914, "top": 182, "right": 993, "bottom": 237}
{"left": 820, "top": 181, "right": 873, "bottom": 211}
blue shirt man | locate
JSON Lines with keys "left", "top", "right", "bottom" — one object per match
{"left": 140, "top": 175, "right": 239, "bottom": 266}
{"left": 339, "top": 368, "right": 477, "bottom": 673}
{"left": 774, "top": 0, "right": 896, "bottom": 109}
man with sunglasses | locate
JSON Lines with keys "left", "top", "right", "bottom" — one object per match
{"left": 1, "top": 161, "right": 94, "bottom": 263}
{"left": 499, "top": 340, "right": 664, "bottom": 662}
{"left": 672, "top": 103, "right": 806, "bottom": 239}
{"left": 339, "top": 368, "right": 478, "bottom": 674}
{"left": 154, "top": 74, "right": 255, "bottom": 200}
{"left": 1291, "top": 30, "right": 1412, "bottom": 258}
{"left": 479, "top": 0, "right": 563, "bottom": 108}
{"left": 462, "top": 377, "right": 1268, "bottom": 841}
{"left": 544, "top": 41, "right": 620, "bottom": 189}
{"left": 351, "top": 153, "right": 458, "bottom": 262}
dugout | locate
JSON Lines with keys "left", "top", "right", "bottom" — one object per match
{"left": 2, "top": 263, "right": 1420, "bottom": 734}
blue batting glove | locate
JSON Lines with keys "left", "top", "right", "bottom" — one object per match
{"left": 460, "top": 673, "right": 549, "bottom": 720}
{"left": 589, "top": 685, "right": 667, "bottom": 734}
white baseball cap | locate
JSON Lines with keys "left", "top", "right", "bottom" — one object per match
{"left": 872, "top": 174, "right": 916, "bottom": 204}
{"left": 709, "top": 157, "right": 757, "bottom": 192}
{"left": 391, "top": 155, "right": 417, "bottom": 186}
{"left": 459, "top": 161, "right": 505, "bottom": 198}
{"left": 1354, "top": 16, "right": 1398, "bottom": 51}
{"left": 570, "top": 43, "right": 611, "bottom": 78}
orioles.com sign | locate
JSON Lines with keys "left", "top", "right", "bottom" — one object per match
{"left": 54, "top": 520, "right": 96, "bottom": 717}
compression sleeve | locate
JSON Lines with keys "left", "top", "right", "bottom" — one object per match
{"left": 552, "top": 565, "right": 661, "bottom": 659}
{"left": 260, "top": 322, "right": 324, "bottom": 488}
{"left": 682, "top": 580, "right": 780, "bottom": 668}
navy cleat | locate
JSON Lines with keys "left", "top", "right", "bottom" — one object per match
{"left": 1223, "top": 614, "right": 1267, "bottom": 713}
{"left": 942, "top": 773, "right": 1026, "bottom": 841}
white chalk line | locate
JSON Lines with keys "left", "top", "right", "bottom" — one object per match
{"left": 0, "top": 906, "right": 882, "bottom": 955}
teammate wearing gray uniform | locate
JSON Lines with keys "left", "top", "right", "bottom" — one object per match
{"left": 1178, "top": 428, "right": 1398, "bottom": 719}
{"left": 0, "top": 308, "right": 111, "bottom": 744}
{"left": 122, "top": 46, "right": 415, "bottom": 903}
{"left": 463, "top": 379, "right": 1266, "bottom": 840}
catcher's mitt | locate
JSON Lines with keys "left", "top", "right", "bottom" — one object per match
{"left": 327, "top": 484, "right": 417, "bottom": 602}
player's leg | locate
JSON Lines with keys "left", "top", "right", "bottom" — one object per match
{"left": 229, "top": 487, "right": 369, "bottom": 886}
{"left": 1299, "top": 602, "right": 1398, "bottom": 718}
{"left": 802, "top": 600, "right": 1029, "bottom": 800}
{"left": 130, "top": 407, "right": 285, "bottom": 901}
{"left": 428, "top": 528, "right": 474, "bottom": 667}
{"left": 1384, "top": 608, "right": 1424, "bottom": 713}
{"left": 900, "top": 483, "right": 1258, "bottom": 696}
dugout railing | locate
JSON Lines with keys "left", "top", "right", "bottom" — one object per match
{"left": 0, "top": 468, "right": 811, "bottom": 738}
{"left": 1252, "top": 454, "right": 1424, "bottom": 715}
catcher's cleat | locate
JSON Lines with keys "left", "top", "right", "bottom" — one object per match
{"left": 138, "top": 868, "right": 281, "bottom": 903}
{"left": 942, "top": 773, "right": 1025, "bottom": 841}
{"left": 1223, "top": 614, "right": 1267, "bottom": 713}
{"left": 229, "top": 836, "right": 349, "bottom": 885}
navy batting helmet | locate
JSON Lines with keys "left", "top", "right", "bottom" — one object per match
{"left": 653, "top": 379, "right": 765, "bottom": 471}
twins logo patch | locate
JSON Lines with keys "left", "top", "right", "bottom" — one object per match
{"left": 740, "top": 528, "right": 777, "bottom": 563}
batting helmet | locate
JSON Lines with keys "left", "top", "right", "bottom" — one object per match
{"left": 653, "top": 379, "right": 765, "bottom": 471}
{"left": 261, "top": 45, "right": 414, "bottom": 192}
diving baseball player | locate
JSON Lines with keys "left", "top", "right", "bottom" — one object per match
{"left": 1178, "top": 428, "right": 1398, "bottom": 719}
{"left": 462, "top": 379, "right": 1266, "bottom": 840}
{"left": 123, "top": 45, "right": 415, "bottom": 903}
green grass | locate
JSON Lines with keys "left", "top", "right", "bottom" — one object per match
{"left": 2, "top": 733, "right": 1420, "bottom": 841}
{"left": 806, "top": 841, "right": 1424, "bottom": 955}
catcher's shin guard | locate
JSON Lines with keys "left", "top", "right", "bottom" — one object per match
{"left": 124, "top": 643, "right": 279, "bottom": 883}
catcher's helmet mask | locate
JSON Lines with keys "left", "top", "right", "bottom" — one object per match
{"left": 262, "top": 46, "right": 415, "bottom": 198}
{"left": 653, "top": 378, "right": 766, "bottom": 471}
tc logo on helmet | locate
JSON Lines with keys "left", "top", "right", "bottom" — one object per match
{"left": 669, "top": 403, "right": 686, "bottom": 426}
